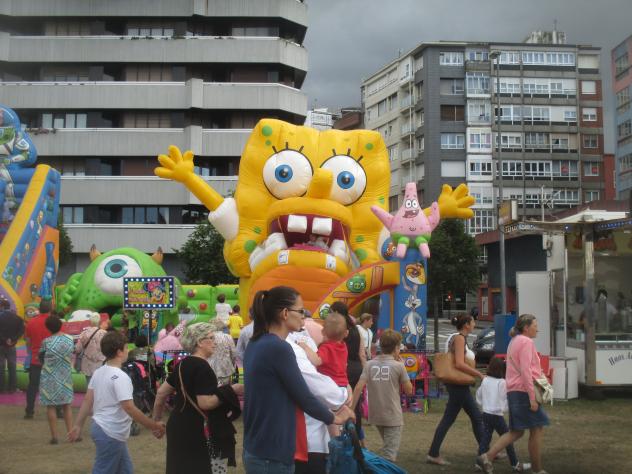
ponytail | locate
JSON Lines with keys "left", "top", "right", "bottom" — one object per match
{"left": 451, "top": 313, "right": 472, "bottom": 330}
{"left": 250, "top": 286, "right": 300, "bottom": 342}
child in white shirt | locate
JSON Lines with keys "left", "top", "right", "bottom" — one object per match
{"left": 476, "top": 357, "right": 530, "bottom": 473}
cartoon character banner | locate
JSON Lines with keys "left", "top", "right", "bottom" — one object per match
{"left": 123, "top": 276, "right": 175, "bottom": 309}
{"left": 379, "top": 240, "right": 428, "bottom": 351}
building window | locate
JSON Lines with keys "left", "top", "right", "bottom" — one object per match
{"left": 389, "top": 195, "right": 399, "bottom": 210}
{"left": 502, "top": 160, "right": 524, "bottom": 177}
{"left": 469, "top": 209, "right": 495, "bottom": 234}
{"left": 619, "top": 153, "right": 632, "bottom": 172}
{"left": 554, "top": 189, "right": 579, "bottom": 206}
{"left": 466, "top": 72, "right": 490, "bottom": 94}
{"left": 499, "top": 80, "right": 521, "bottom": 95}
{"left": 585, "top": 190, "right": 600, "bottom": 202}
{"left": 45, "top": 21, "right": 90, "bottom": 36}
{"left": 231, "top": 25, "right": 280, "bottom": 37}
{"left": 468, "top": 101, "right": 491, "bottom": 124}
{"left": 41, "top": 113, "right": 87, "bottom": 129}
{"left": 583, "top": 162, "right": 600, "bottom": 177}
{"left": 469, "top": 160, "right": 493, "bottom": 177}
{"left": 441, "top": 133, "right": 465, "bottom": 149}
{"left": 439, "top": 78, "right": 464, "bottom": 95}
{"left": 582, "top": 108, "right": 597, "bottom": 122}
{"left": 496, "top": 134, "right": 522, "bottom": 149}
{"left": 617, "top": 120, "right": 632, "bottom": 141}
{"left": 122, "top": 112, "right": 172, "bottom": 128}
{"left": 551, "top": 136, "right": 569, "bottom": 150}
{"left": 126, "top": 65, "right": 173, "bottom": 82}
{"left": 582, "top": 135, "right": 599, "bottom": 149}
{"left": 616, "top": 87, "right": 631, "bottom": 114}
{"left": 128, "top": 21, "right": 175, "bottom": 36}
{"left": 387, "top": 145, "right": 398, "bottom": 162}
{"left": 564, "top": 110, "right": 577, "bottom": 122}
{"left": 377, "top": 99, "right": 387, "bottom": 116}
{"left": 439, "top": 52, "right": 464, "bottom": 66}
{"left": 523, "top": 81, "right": 549, "bottom": 96}
{"left": 41, "top": 66, "right": 90, "bottom": 82}
{"left": 581, "top": 80, "right": 596, "bottom": 95}
{"left": 467, "top": 50, "right": 489, "bottom": 62}
{"left": 499, "top": 51, "right": 520, "bottom": 64}
{"left": 615, "top": 53, "right": 629, "bottom": 76}
{"left": 525, "top": 132, "right": 550, "bottom": 149}
{"left": 522, "top": 51, "right": 546, "bottom": 64}
{"left": 440, "top": 105, "right": 464, "bottom": 122}
{"left": 62, "top": 206, "right": 84, "bottom": 224}
{"left": 523, "top": 106, "right": 550, "bottom": 123}
{"left": 469, "top": 131, "right": 492, "bottom": 150}
{"left": 122, "top": 206, "right": 169, "bottom": 224}
{"left": 552, "top": 160, "right": 578, "bottom": 178}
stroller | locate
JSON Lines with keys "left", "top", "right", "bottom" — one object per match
{"left": 327, "top": 421, "right": 407, "bottom": 474}
{"left": 121, "top": 360, "right": 156, "bottom": 436}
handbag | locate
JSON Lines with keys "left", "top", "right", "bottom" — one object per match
{"left": 74, "top": 327, "right": 99, "bottom": 372}
{"left": 508, "top": 355, "right": 554, "bottom": 405}
{"left": 433, "top": 334, "right": 476, "bottom": 385}
{"left": 178, "top": 363, "right": 227, "bottom": 474}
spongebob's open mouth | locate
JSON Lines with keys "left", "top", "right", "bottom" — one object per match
{"left": 248, "top": 213, "right": 352, "bottom": 272}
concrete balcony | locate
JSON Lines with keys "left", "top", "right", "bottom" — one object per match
{"left": 0, "top": 0, "right": 308, "bottom": 26}
{"left": 60, "top": 176, "right": 237, "bottom": 206}
{"left": 0, "top": 34, "right": 307, "bottom": 72}
{"left": 65, "top": 224, "right": 197, "bottom": 254}
{"left": 0, "top": 81, "right": 307, "bottom": 115}
{"left": 30, "top": 127, "right": 250, "bottom": 157}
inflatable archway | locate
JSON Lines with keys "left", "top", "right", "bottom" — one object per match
{"left": 155, "top": 119, "right": 474, "bottom": 322}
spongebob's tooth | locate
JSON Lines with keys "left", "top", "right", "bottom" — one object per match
{"left": 287, "top": 214, "right": 308, "bottom": 233}
{"left": 248, "top": 246, "right": 265, "bottom": 271}
{"left": 328, "top": 239, "right": 348, "bottom": 262}
{"left": 312, "top": 217, "right": 333, "bottom": 236}
{"left": 264, "top": 232, "right": 288, "bottom": 252}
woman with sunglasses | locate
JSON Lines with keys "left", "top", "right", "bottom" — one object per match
{"left": 243, "top": 286, "right": 355, "bottom": 474}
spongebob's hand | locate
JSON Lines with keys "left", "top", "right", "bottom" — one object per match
{"left": 155, "top": 145, "right": 195, "bottom": 184}
{"left": 154, "top": 145, "right": 224, "bottom": 212}
{"left": 431, "top": 183, "right": 475, "bottom": 220}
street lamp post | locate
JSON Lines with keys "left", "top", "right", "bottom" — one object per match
{"left": 490, "top": 50, "right": 507, "bottom": 314}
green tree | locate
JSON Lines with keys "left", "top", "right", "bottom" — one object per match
{"left": 174, "top": 220, "right": 238, "bottom": 285}
{"left": 57, "top": 216, "right": 74, "bottom": 266}
{"left": 428, "top": 219, "right": 479, "bottom": 317}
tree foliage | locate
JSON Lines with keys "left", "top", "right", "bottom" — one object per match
{"left": 57, "top": 216, "right": 74, "bottom": 267}
{"left": 174, "top": 220, "right": 238, "bottom": 285}
{"left": 427, "top": 219, "right": 479, "bottom": 310}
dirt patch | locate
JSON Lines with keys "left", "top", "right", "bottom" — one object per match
{"left": 0, "top": 398, "right": 631, "bottom": 473}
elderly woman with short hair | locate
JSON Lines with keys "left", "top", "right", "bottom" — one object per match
{"left": 74, "top": 312, "right": 107, "bottom": 383}
{"left": 153, "top": 322, "right": 243, "bottom": 473}
{"left": 207, "top": 318, "right": 238, "bottom": 386}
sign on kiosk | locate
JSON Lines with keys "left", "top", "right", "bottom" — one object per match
{"left": 123, "top": 276, "right": 176, "bottom": 309}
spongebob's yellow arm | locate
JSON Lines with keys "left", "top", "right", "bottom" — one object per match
{"left": 155, "top": 145, "right": 224, "bottom": 211}
{"left": 425, "top": 183, "right": 475, "bottom": 220}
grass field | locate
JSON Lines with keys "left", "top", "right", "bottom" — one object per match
{"left": 1, "top": 396, "right": 631, "bottom": 474}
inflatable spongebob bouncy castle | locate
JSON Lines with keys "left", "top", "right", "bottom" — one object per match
{"left": 156, "top": 119, "right": 473, "bottom": 319}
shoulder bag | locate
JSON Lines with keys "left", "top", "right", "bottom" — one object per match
{"left": 433, "top": 334, "right": 476, "bottom": 385}
{"left": 508, "top": 354, "right": 554, "bottom": 405}
{"left": 74, "top": 328, "right": 99, "bottom": 372}
{"left": 178, "top": 362, "right": 227, "bottom": 474}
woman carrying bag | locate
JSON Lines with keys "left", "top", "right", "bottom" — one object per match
{"left": 427, "top": 313, "right": 486, "bottom": 466}
{"left": 477, "top": 314, "right": 550, "bottom": 474}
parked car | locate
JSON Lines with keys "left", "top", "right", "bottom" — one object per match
{"left": 473, "top": 327, "right": 495, "bottom": 364}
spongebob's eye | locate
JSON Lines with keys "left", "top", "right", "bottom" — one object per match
{"left": 405, "top": 199, "right": 412, "bottom": 208}
{"left": 94, "top": 255, "right": 142, "bottom": 295}
{"left": 411, "top": 200, "right": 419, "bottom": 208}
{"left": 321, "top": 155, "right": 367, "bottom": 205}
{"left": 262, "top": 149, "right": 313, "bottom": 199}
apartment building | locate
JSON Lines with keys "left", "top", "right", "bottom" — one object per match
{"left": 612, "top": 35, "right": 632, "bottom": 201}
{"left": 0, "top": 0, "right": 308, "bottom": 277}
{"left": 361, "top": 34, "right": 605, "bottom": 235}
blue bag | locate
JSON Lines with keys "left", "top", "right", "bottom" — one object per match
{"left": 361, "top": 449, "right": 407, "bottom": 474}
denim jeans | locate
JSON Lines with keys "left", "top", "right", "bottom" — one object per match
{"left": 0, "top": 346, "right": 17, "bottom": 392}
{"left": 91, "top": 421, "right": 133, "bottom": 474}
{"left": 25, "top": 364, "right": 42, "bottom": 415}
{"left": 428, "top": 384, "right": 485, "bottom": 457}
{"left": 480, "top": 413, "right": 518, "bottom": 466}
{"left": 243, "top": 449, "right": 295, "bottom": 474}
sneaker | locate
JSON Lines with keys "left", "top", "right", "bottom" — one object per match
{"left": 476, "top": 454, "right": 494, "bottom": 474}
{"left": 495, "top": 452, "right": 508, "bottom": 461}
{"left": 474, "top": 464, "right": 483, "bottom": 471}
{"left": 513, "top": 462, "right": 532, "bottom": 472}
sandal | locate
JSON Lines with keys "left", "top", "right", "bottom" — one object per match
{"left": 426, "top": 455, "right": 451, "bottom": 466}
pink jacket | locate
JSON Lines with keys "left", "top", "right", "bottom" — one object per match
{"left": 506, "top": 335, "right": 542, "bottom": 402}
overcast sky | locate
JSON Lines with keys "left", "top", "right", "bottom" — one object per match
{"left": 302, "top": 0, "right": 632, "bottom": 153}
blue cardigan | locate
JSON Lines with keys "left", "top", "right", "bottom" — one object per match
{"left": 243, "top": 333, "right": 335, "bottom": 464}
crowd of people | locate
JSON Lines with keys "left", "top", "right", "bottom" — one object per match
{"left": 0, "top": 290, "right": 552, "bottom": 474}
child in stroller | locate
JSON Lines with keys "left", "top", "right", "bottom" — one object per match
{"left": 123, "top": 335, "right": 159, "bottom": 436}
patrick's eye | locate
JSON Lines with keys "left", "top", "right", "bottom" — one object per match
{"left": 405, "top": 200, "right": 412, "bottom": 208}
{"left": 263, "top": 149, "right": 313, "bottom": 199}
{"left": 411, "top": 200, "right": 419, "bottom": 208}
{"left": 321, "top": 155, "right": 367, "bottom": 205}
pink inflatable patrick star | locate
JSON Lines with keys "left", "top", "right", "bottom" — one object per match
{"left": 371, "top": 182, "right": 440, "bottom": 259}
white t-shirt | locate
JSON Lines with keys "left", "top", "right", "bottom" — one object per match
{"left": 215, "top": 303, "right": 232, "bottom": 324}
{"left": 476, "top": 377, "right": 508, "bottom": 416}
{"left": 358, "top": 326, "right": 373, "bottom": 360}
{"left": 88, "top": 364, "right": 134, "bottom": 441}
